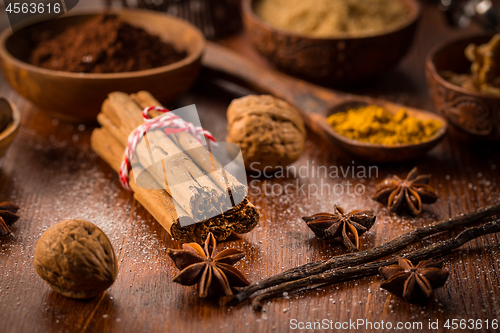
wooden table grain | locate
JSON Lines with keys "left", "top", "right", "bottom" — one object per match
{"left": 1, "top": 2, "right": 499, "bottom": 333}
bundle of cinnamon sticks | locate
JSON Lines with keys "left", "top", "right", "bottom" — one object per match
{"left": 91, "top": 91, "right": 259, "bottom": 243}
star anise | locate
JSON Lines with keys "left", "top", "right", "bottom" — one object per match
{"left": 373, "top": 167, "right": 439, "bottom": 215}
{"left": 379, "top": 258, "right": 449, "bottom": 303}
{"left": 167, "top": 232, "right": 249, "bottom": 298}
{"left": 302, "top": 205, "right": 376, "bottom": 252}
{"left": 0, "top": 202, "right": 20, "bottom": 236}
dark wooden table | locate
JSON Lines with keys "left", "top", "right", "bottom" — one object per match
{"left": 1, "top": 2, "right": 500, "bottom": 333}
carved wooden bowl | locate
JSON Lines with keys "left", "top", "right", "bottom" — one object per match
{"left": 0, "top": 98, "right": 20, "bottom": 160}
{"left": 426, "top": 35, "right": 500, "bottom": 141}
{"left": 242, "top": 0, "right": 421, "bottom": 86}
{"left": 0, "top": 9, "right": 205, "bottom": 122}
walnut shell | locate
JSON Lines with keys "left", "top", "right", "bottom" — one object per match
{"left": 226, "top": 95, "right": 306, "bottom": 171}
{"left": 34, "top": 219, "right": 118, "bottom": 299}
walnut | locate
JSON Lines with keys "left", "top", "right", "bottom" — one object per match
{"left": 34, "top": 219, "right": 118, "bottom": 299}
{"left": 226, "top": 95, "right": 306, "bottom": 171}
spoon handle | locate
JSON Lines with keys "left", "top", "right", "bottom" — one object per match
{"left": 203, "top": 41, "right": 351, "bottom": 117}
{"left": 202, "top": 42, "right": 439, "bottom": 142}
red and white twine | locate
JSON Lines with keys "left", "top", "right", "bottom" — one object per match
{"left": 119, "top": 106, "right": 217, "bottom": 190}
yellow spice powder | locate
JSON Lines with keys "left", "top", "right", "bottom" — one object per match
{"left": 255, "top": 0, "right": 410, "bottom": 38}
{"left": 327, "top": 106, "right": 442, "bottom": 145}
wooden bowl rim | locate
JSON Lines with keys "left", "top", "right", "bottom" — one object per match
{"left": 426, "top": 33, "right": 500, "bottom": 100}
{"left": 243, "top": 0, "right": 421, "bottom": 41}
{"left": 0, "top": 8, "right": 206, "bottom": 80}
{"left": 0, "top": 98, "right": 21, "bottom": 142}
{"left": 319, "top": 107, "right": 448, "bottom": 151}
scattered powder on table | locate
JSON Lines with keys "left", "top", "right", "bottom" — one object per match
{"left": 254, "top": 0, "right": 410, "bottom": 38}
{"left": 327, "top": 105, "right": 442, "bottom": 145}
{"left": 29, "top": 13, "right": 187, "bottom": 73}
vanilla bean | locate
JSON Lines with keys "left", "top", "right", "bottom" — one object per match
{"left": 230, "top": 204, "right": 500, "bottom": 305}
{"left": 251, "top": 219, "right": 500, "bottom": 310}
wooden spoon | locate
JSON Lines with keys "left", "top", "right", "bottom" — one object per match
{"left": 202, "top": 42, "right": 447, "bottom": 163}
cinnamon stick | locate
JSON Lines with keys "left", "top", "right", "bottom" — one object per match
{"left": 99, "top": 92, "right": 226, "bottom": 221}
{"left": 92, "top": 91, "right": 260, "bottom": 243}
{"left": 131, "top": 91, "right": 248, "bottom": 206}
{"left": 130, "top": 91, "right": 260, "bottom": 235}
{"left": 130, "top": 90, "right": 260, "bottom": 234}
{"left": 90, "top": 128, "right": 195, "bottom": 240}
{"left": 224, "top": 198, "right": 260, "bottom": 234}
{"left": 192, "top": 216, "right": 232, "bottom": 243}
{"left": 134, "top": 130, "right": 224, "bottom": 221}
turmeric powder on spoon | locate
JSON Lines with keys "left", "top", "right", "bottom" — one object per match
{"left": 327, "top": 105, "right": 442, "bottom": 145}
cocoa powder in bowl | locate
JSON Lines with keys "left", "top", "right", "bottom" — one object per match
{"left": 29, "top": 13, "right": 187, "bottom": 73}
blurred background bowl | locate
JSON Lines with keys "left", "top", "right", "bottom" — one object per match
{"left": 426, "top": 34, "right": 500, "bottom": 141}
{"left": 127, "top": 0, "right": 243, "bottom": 40}
{"left": 0, "top": 98, "right": 20, "bottom": 159}
{"left": 0, "top": 8, "right": 205, "bottom": 123}
{"left": 242, "top": 0, "right": 421, "bottom": 87}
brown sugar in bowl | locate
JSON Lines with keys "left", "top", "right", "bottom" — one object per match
{"left": 0, "top": 9, "right": 205, "bottom": 122}
{"left": 426, "top": 34, "right": 500, "bottom": 141}
{"left": 242, "top": 0, "right": 421, "bottom": 86}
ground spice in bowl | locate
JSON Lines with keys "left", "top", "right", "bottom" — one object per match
{"left": 29, "top": 13, "right": 187, "bottom": 73}
{"left": 327, "top": 105, "right": 442, "bottom": 145}
{"left": 254, "top": 0, "right": 411, "bottom": 38}
{"left": 440, "top": 34, "right": 500, "bottom": 96}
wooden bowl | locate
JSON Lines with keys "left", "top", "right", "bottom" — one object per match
{"left": 0, "top": 9, "right": 205, "bottom": 122}
{"left": 311, "top": 99, "right": 447, "bottom": 163}
{"left": 0, "top": 98, "right": 20, "bottom": 159}
{"left": 426, "top": 34, "right": 500, "bottom": 141}
{"left": 242, "top": 0, "right": 421, "bottom": 86}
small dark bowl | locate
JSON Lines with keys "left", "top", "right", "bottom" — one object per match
{"left": 426, "top": 34, "right": 500, "bottom": 141}
{"left": 242, "top": 0, "right": 421, "bottom": 86}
